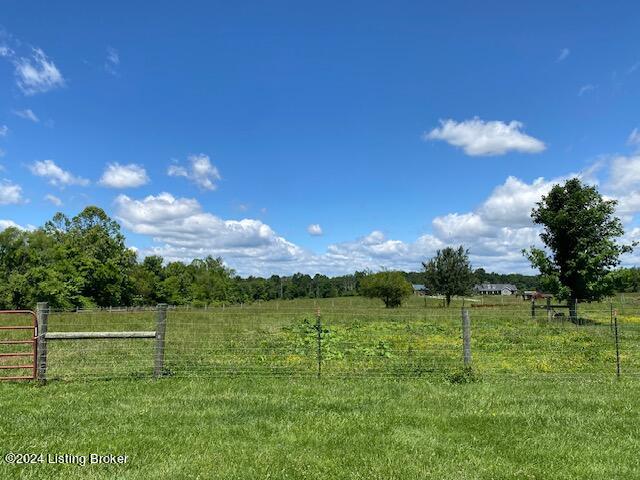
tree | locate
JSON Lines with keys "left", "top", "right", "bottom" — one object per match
{"left": 524, "top": 178, "right": 633, "bottom": 319}
{"left": 423, "top": 246, "right": 473, "bottom": 307}
{"left": 359, "top": 271, "right": 413, "bottom": 308}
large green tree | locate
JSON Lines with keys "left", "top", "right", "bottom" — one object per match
{"left": 525, "top": 178, "right": 633, "bottom": 319}
{"left": 423, "top": 246, "right": 473, "bottom": 307}
{"left": 359, "top": 271, "right": 413, "bottom": 308}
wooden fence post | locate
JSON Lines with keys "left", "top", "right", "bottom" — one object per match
{"left": 462, "top": 308, "right": 472, "bottom": 367}
{"left": 36, "top": 302, "right": 49, "bottom": 384}
{"left": 154, "top": 303, "right": 168, "bottom": 379}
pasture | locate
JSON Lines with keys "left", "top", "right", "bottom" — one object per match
{"left": 2, "top": 294, "right": 640, "bottom": 478}
{"left": 2, "top": 294, "right": 638, "bottom": 380}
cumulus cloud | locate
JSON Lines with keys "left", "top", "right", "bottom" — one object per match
{"left": 115, "top": 192, "right": 307, "bottom": 275}
{"left": 99, "top": 163, "right": 149, "bottom": 188}
{"left": 168, "top": 154, "right": 221, "bottom": 190}
{"left": 607, "top": 154, "right": 640, "bottom": 192}
{"left": 307, "top": 224, "right": 323, "bottom": 236}
{"left": 44, "top": 194, "right": 62, "bottom": 206}
{"left": 557, "top": 48, "right": 570, "bottom": 62}
{"left": 324, "top": 231, "right": 444, "bottom": 272}
{"left": 427, "top": 174, "right": 565, "bottom": 271}
{"left": 478, "top": 176, "right": 554, "bottom": 227}
{"left": 0, "top": 180, "right": 25, "bottom": 205}
{"left": 0, "top": 125, "right": 8, "bottom": 136}
{"left": 112, "top": 157, "right": 640, "bottom": 276}
{"left": 28, "top": 160, "right": 89, "bottom": 187}
{"left": 13, "top": 47, "right": 65, "bottom": 95}
{"left": 0, "top": 219, "right": 25, "bottom": 231}
{"left": 424, "top": 118, "right": 546, "bottom": 156}
{"left": 13, "top": 109, "right": 39, "bottom": 122}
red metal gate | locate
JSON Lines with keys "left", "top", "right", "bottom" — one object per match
{"left": 0, "top": 310, "right": 37, "bottom": 381}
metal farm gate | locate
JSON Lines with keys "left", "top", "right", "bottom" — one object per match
{"left": 0, "top": 310, "right": 37, "bottom": 381}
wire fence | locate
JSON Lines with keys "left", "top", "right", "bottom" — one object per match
{"left": 2, "top": 301, "right": 638, "bottom": 381}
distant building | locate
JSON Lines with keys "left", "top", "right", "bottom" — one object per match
{"left": 412, "top": 284, "right": 428, "bottom": 296}
{"left": 474, "top": 283, "right": 518, "bottom": 296}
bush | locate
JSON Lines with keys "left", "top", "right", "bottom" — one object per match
{"left": 359, "top": 271, "right": 413, "bottom": 308}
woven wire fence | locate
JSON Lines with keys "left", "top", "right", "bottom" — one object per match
{"left": 6, "top": 301, "right": 638, "bottom": 381}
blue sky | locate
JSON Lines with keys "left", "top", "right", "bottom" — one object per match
{"left": 1, "top": 1, "right": 640, "bottom": 276}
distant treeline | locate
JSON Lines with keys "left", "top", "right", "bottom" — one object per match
{"left": 0, "top": 207, "right": 637, "bottom": 309}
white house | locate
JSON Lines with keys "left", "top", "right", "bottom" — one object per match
{"left": 474, "top": 283, "right": 518, "bottom": 296}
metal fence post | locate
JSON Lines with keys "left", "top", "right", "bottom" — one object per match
{"left": 154, "top": 303, "right": 168, "bottom": 379}
{"left": 462, "top": 308, "right": 471, "bottom": 367}
{"left": 613, "top": 309, "right": 621, "bottom": 378}
{"left": 36, "top": 302, "right": 49, "bottom": 384}
{"left": 315, "top": 307, "right": 322, "bottom": 379}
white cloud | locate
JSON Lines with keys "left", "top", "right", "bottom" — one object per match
{"left": 99, "top": 163, "right": 149, "bottom": 188}
{"left": 0, "top": 219, "right": 24, "bottom": 231}
{"left": 424, "top": 118, "right": 546, "bottom": 156}
{"left": 0, "top": 125, "right": 8, "bottom": 136}
{"left": 28, "top": 160, "right": 89, "bottom": 187}
{"left": 13, "top": 109, "right": 39, "bottom": 122}
{"left": 432, "top": 213, "right": 490, "bottom": 240}
{"left": 478, "top": 176, "right": 554, "bottom": 227}
{"left": 0, "top": 180, "right": 25, "bottom": 205}
{"left": 115, "top": 193, "right": 307, "bottom": 274}
{"left": 607, "top": 154, "right": 640, "bottom": 192}
{"left": 168, "top": 154, "right": 221, "bottom": 190}
{"left": 428, "top": 175, "right": 564, "bottom": 271}
{"left": 105, "top": 47, "right": 119, "bottom": 75}
{"left": 14, "top": 47, "right": 65, "bottom": 95}
{"left": 44, "top": 194, "right": 62, "bottom": 206}
{"left": 0, "top": 45, "right": 14, "bottom": 57}
{"left": 113, "top": 192, "right": 445, "bottom": 276}
{"left": 578, "top": 84, "right": 596, "bottom": 96}
{"left": 557, "top": 48, "right": 570, "bottom": 62}
{"left": 307, "top": 224, "right": 323, "bottom": 236}
{"left": 628, "top": 128, "right": 640, "bottom": 147}
{"left": 111, "top": 153, "right": 640, "bottom": 276}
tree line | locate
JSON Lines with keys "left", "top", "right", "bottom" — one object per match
{"left": 0, "top": 206, "right": 478, "bottom": 309}
{"left": 0, "top": 207, "right": 370, "bottom": 309}
{"left": 0, "top": 179, "right": 636, "bottom": 311}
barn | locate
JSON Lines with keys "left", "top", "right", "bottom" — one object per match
{"left": 412, "top": 284, "right": 428, "bottom": 296}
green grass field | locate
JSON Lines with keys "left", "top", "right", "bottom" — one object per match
{"left": 2, "top": 376, "right": 640, "bottom": 479}
{"left": 2, "top": 295, "right": 640, "bottom": 478}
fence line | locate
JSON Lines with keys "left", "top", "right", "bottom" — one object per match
{"left": 1, "top": 301, "right": 637, "bottom": 381}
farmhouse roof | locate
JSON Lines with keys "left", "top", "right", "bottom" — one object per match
{"left": 474, "top": 283, "right": 517, "bottom": 292}
{"left": 412, "top": 284, "right": 427, "bottom": 290}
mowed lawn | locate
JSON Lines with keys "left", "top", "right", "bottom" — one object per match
{"left": 2, "top": 376, "right": 640, "bottom": 479}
